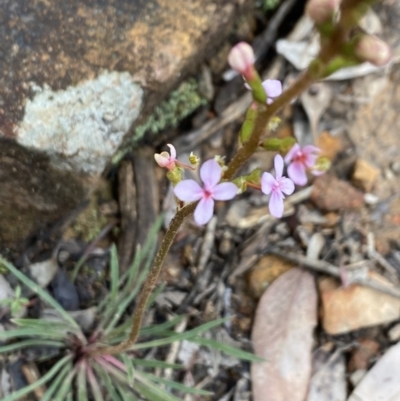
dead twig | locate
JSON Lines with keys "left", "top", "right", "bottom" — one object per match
{"left": 268, "top": 247, "right": 400, "bottom": 299}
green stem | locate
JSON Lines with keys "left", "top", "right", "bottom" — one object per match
{"left": 93, "top": 0, "right": 372, "bottom": 356}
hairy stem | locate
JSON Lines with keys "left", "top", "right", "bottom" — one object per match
{"left": 94, "top": 0, "right": 368, "bottom": 356}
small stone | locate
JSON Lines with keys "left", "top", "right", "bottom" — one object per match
{"left": 311, "top": 175, "right": 364, "bottom": 211}
{"left": 316, "top": 131, "right": 343, "bottom": 161}
{"left": 348, "top": 338, "right": 380, "bottom": 371}
{"left": 247, "top": 255, "right": 295, "bottom": 298}
{"left": 29, "top": 258, "right": 58, "bottom": 289}
{"left": 350, "top": 369, "right": 367, "bottom": 387}
{"left": 388, "top": 323, "right": 400, "bottom": 342}
{"left": 323, "top": 212, "right": 340, "bottom": 227}
{"left": 307, "top": 233, "right": 325, "bottom": 260}
{"left": 319, "top": 277, "right": 400, "bottom": 334}
{"left": 352, "top": 159, "right": 380, "bottom": 192}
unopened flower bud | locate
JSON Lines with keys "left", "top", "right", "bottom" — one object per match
{"left": 355, "top": 35, "right": 391, "bottom": 67}
{"left": 189, "top": 152, "right": 200, "bottom": 167}
{"left": 306, "top": 0, "right": 339, "bottom": 24}
{"left": 228, "top": 42, "right": 255, "bottom": 80}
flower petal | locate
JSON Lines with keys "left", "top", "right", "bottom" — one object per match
{"left": 262, "top": 79, "right": 282, "bottom": 98}
{"left": 274, "top": 154, "right": 284, "bottom": 179}
{"left": 288, "top": 161, "right": 308, "bottom": 186}
{"left": 194, "top": 197, "right": 214, "bottom": 225}
{"left": 200, "top": 159, "right": 222, "bottom": 190}
{"left": 279, "top": 177, "right": 295, "bottom": 195}
{"left": 212, "top": 182, "right": 238, "bottom": 201}
{"left": 154, "top": 153, "right": 170, "bottom": 168}
{"left": 167, "top": 144, "right": 176, "bottom": 160}
{"left": 174, "top": 180, "right": 204, "bottom": 202}
{"left": 261, "top": 172, "right": 275, "bottom": 195}
{"left": 302, "top": 145, "right": 321, "bottom": 155}
{"left": 284, "top": 143, "right": 300, "bottom": 163}
{"left": 269, "top": 190, "right": 284, "bottom": 218}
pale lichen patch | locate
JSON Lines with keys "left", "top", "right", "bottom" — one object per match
{"left": 17, "top": 71, "right": 143, "bottom": 174}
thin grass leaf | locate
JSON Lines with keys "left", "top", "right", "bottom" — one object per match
{"left": 65, "top": 393, "right": 73, "bottom": 401}
{"left": 193, "top": 337, "right": 265, "bottom": 362}
{"left": 12, "top": 318, "right": 74, "bottom": 332}
{"left": 146, "top": 284, "right": 165, "bottom": 309}
{"left": 0, "top": 257, "right": 80, "bottom": 331}
{"left": 87, "top": 365, "right": 105, "bottom": 401}
{"left": 0, "top": 354, "right": 71, "bottom": 401}
{"left": 134, "top": 377, "right": 182, "bottom": 401}
{"left": 0, "top": 327, "right": 70, "bottom": 341}
{"left": 117, "top": 386, "right": 139, "bottom": 401}
{"left": 94, "top": 357, "right": 132, "bottom": 388}
{"left": 40, "top": 361, "right": 72, "bottom": 401}
{"left": 106, "top": 315, "right": 185, "bottom": 345}
{"left": 53, "top": 369, "right": 76, "bottom": 401}
{"left": 129, "top": 358, "right": 183, "bottom": 370}
{"left": 93, "top": 363, "right": 123, "bottom": 401}
{"left": 131, "top": 317, "right": 230, "bottom": 350}
{"left": 140, "top": 371, "right": 213, "bottom": 396}
{"left": 121, "top": 352, "right": 135, "bottom": 386}
{"left": 98, "top": 216, "right": 162, "bottom": 320}
{"left": 76, "top": 362, "right": 88, "bottom": 401}
{"left": 0, "top": 339, "right": 64, "bottom": 354}
{"left": 110, "top": 244, "right": 119, "bottom": 303}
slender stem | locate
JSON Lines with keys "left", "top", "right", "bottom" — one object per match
{"left": 93, "top": 0, "right": 368, "bottom": 356}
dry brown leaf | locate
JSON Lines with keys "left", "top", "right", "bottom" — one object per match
{"left": 348, "top": 341, "right": 400, "bottom": 401}
{"left": 251, "top": 268, "right": 317, "bottom": 401}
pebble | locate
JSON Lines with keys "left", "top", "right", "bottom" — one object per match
{"left": 311, "top": 175, "right": 364, "bottom": 211}
{"left": 352, "top": 159, "right": 380, "bottom": 192}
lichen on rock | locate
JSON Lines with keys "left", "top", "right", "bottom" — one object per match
{"left": 17, "top": 71, "right": 143, "bottom": 175}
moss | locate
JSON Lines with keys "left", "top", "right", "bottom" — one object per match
{"left": 260, "top": 0, "right": 281, "bottom": 11}
{"left": 113, "top": 78, "right": 207, "bottom": 164}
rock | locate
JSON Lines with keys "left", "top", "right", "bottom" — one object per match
{"left": 311, "top": 175, "right": 364, "bottom": 211}
{"left": 0, "top": 0, "right": 250, "bottom": 249}
{"left": 319, "top": 277, "right": 400, "bottom": 335}
{"left": 247, "top": 255, "right": 295, "bottom": 298}
{"left": 352, "top": 159, "right": 380, "bottom": 192}
{"left": 388, "top": 323, "right": 400, "bottom": 342}
{"left": 28, "top": 258, "right": 58, "bottom": 289}
{"left": 50, "top": 270, "right": 80, "bottom": 311}
{"left": 348, "top": 338, "right": 380, "bottom": 372}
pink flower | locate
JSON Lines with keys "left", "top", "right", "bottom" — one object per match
{"left": 284, "top": 144, "right": 321, "bottom": 186}
{"left": 261, "top": 155, "right": 295, "bottom": 218}
{"left": 174, "top": 159, "right": 238, "bottom": 225}
{"left": 154, "top": 144, "right": 177, "bottom": 170}
{"left": 228, "top": 42, "right": 255, "bottom": 81}
{"left": 245, "top": 79, "right": 282, "bottom": 104}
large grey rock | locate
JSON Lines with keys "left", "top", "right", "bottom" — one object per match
{"left": 0, "top": 0, "right": 250, "bottom": 249}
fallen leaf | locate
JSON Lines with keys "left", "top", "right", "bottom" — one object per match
{"left": 251, "top": 268, "right": 317, "bottom": 401}
{"left": 348, "top": 341, "right": 400, "bottom": 401}
{"left": 307, "top": 347, "right": 347, "bottom": 401}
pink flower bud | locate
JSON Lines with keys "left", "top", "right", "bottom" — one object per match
{"left": 227, "top": 42, "right": 255, "bottom": 80}
{"left": 306, "top": 0, "right": 339, "bottom": 24}
{"left": 355, "top": 35, "right": 392, "bottom": 67}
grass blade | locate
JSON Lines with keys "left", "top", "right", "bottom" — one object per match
{"left": 0, "top": 257, "right": 80, "bottom": 331}
{"left": 0, "top": 355, "right": 72, "bottom": 401}
{"left": 87, "top": 364, "right": 105, "bottom": 401}
{"left": 140, "top": 372, "right": 213, "bottom": 396}
{"left": 53, "top": 369, "right": 76, "bottom": 401}
{"left": 134, "top": 374, "right": 183, "bottom": 401}
{"left": 40, "top": 361, "right": 72, "bottom": 401}
{"left": 76, "top": 361, "right": 88, "bottom": 401}
{"left": 109, "top": 244, "right": 119, "bottom": 304}
{"left": 129, "top": 358, "right": 183, "bottom": 370}
{"left": 93, "top": 363, "right": 123, "bottom": 401}
{"left": 0, "top": 339, "right": 64, "bottom": 354}
{"left": 131, "top": 317, "right": 230, "bottom": 350}
{"left": 0, "top": 327, "right": 69, "bottom": 341}
{"left": 192, "top": 337, "right": 265, "bottom": 362}
{"left": 121, "top": 352, "right": 135, "bottom": 386}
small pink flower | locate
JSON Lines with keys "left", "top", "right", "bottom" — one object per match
{"left": 261, "top": 155, "right": 294, "bottom": 218}
{"left": 285, "top": 144, "right": 321, "bottom": 186}
{"left": 174, "top": 159, "right": 237, "bottom": 225}
{"left": 228, "top": 42, "right": 255, "bottom": 81}
{"left": 154, "top": 144, "right": 177, "bottom": 170}
{"left": 245, "top": 79, "right": 282, "bottom": 104}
